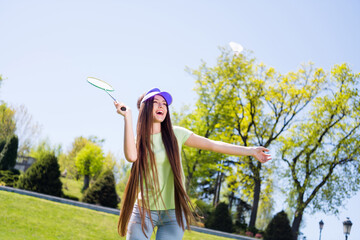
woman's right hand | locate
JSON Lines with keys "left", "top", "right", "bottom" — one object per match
{"left": 114, "top": 101, "right": 130, "bottom": 117}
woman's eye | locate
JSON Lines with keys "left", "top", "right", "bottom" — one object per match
{"left": 153, "top": 101, "right": 167, "bottom": 106}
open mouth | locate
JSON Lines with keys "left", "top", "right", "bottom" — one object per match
{"left": 156, "top": 110, "right": 164, "bottom": 116}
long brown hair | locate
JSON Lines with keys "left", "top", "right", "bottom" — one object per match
{"left": 117, "top": 93, "right": 195, "bottom": 237}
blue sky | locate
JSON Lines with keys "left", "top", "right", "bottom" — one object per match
{"left": 1, "top": 1, "right": 359, "bottom": 239}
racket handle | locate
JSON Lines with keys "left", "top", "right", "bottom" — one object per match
{"left": 121, "top": 107, "right": 126, "bottom": 111}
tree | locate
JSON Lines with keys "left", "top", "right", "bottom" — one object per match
{"left": 263, "top": 211, "right": 293, "bottom": 240}
{"left": 173, "top": 105, "right": 227, "bottom": 201}
{"left": 116, "top": 158, "right": 131, "bottom": 199}
{"left": 59, "top": 136, "right": 89, "bottom": 179}
{"left": 0, "top": 135, "right": 18, "bottom": 170}
{"left": 279, "top": 64, "right": 360, "bottom": 239}
{"left": 17, "top": 152, "right": 63, "bottom": 197}
{"left": 59, "top": 136, "right": 106, "bottom": 180}
{"left": 75, "top": 142, "right": 104, "bottom": 191}
{"left": 186, "top": 48, "right": 325, "bottom": 227}
{"left": 194, "top": 199, "right": 214, "bottom": 223}
{"left": 103, "top": 151, "right": 119, "bottom": 173}
{"left": 232, "top": 197, "right": 251, "bottom": 233}
{"left": 0, "top": 103, "right": 16, "bottom": 141}
{"left": 205, "top": 202, "right": 233, "bottom": 233}
{"left": 13, "top": 104, "right": 42, "bottom": 155}
{"left": 82, "top": 169, "right": 119, "bottom": 208}
{"left": 0, "top": 169, "right": 20, "bottom": 187}
{"left": 29, "top": 139, "right": 62, "bottom": 160}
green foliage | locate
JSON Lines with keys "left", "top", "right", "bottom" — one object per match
{"left": 0, "top": 135, "right": 18, "bottom": 170}
{"left": 0, "top": 139, "right": 5, "bottom": 153}
{"left": 180, "top": 47, "right": 326, "bottom": 226}
{"left": 194, "top": 199, "right": 214, "bottom": 221}
{"left": 59, "top": 136, "right": 114, "bottom": 183}
{"left": 173, "top": 104, "right": 227, "bottom": 199}
{"left": 17, "top": 152, "right": 63, "bottom": 197}
{"left": 205, "top": 202, "right": 233, "bottom": 233}
{"left": 75, "top": 142, "right": 104, "bottom": 177}
{"left": 29, "top": 139, "right": 62, "bottom": 160}
{"left": 233, "top": 198, "right": 251, "bottom": 233}
{"left": 256, "top": 177, "right": 275, "bottom": 230}
{"left": 116, "top": 158, "right": 131, "bottom": 198}
{"left": 103, "top": 152, "right": 118, "bottom": 173}
{"left": 0, "top": 169, "right": 20, "bottom": 187}
{"left": 61, "top": 138, "right": 106, "bottom": 191}
{"left": 247, "top": 226, "right": 260, "bottom": 235}
{"left": 82, "top": 170, "right": 119, "bottom": 208}
{"left": 59, "top": 136, "right": 90, "bottom": 179}
{"left": 263, "top": 211, "right": 293, "bottom": 240}
{"left": 278, "top": 64, "right": 360, "bottom": 234}
{"left": 0, "top": 103, "right": 16, "bottom": 141}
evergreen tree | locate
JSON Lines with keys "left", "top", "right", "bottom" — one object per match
{"left": 205, "top": 202, "right": 233, "bottom": 233}
{"left": 17, "top": 152, "right": 63, "bottom": 197}
{"left": 234, "top": 198, "right": 251, "bottom": 232}
{"left": 264, "top": 211, "right": 293, "bottom": 240}
{"left": 0, "top": 139, "right": 5, "bottom": 152}
{"left": 0, "top": 135, "right": 18, "bottom": 170}
{"left": 0, "top": 139, "right": 6, "bottom": 167}
{"left": 0, "top": 169, "right": 20, "bottom": 187}
{"left": 82, "top": 169, "right": 119, "bottom": 208}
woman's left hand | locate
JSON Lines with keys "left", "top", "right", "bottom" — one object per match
{"left": 252, "top": 147, "right": 272, "bottom": 163}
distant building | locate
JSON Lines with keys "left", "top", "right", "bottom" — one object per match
{"left": 14, "top": 156, "right": 36, "bottom": 172}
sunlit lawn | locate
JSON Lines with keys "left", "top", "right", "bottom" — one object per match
{"left": 60, "top": 177, "right": 84, "bottom": 200}
{"left": 0, "top": 190, "right": 232, "bottom": 240}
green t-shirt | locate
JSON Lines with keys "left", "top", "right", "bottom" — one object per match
{"left": 137, "top": 126, "right": 193, "bottom": 210}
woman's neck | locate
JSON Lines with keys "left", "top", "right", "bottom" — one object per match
{"left": 151, "top": 122, "right": 161, "bottom": 134}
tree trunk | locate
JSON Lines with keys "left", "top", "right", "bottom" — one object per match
{"left": 213, "top": 171, "right": 223, "bottom": 207}
{"left": 228, "top": 191, "right": 235, "bottom": 210}
{"left": 83, "top": 174, "right": 90, "bottom": 191}
{"left": 291, "top": 209, "right": 304, "bottom": 240}
{"left": 249, "top": 177, "right": 261, "bottom": 228}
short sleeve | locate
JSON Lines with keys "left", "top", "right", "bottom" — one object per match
{"left": 173, "top": 126, "right": 193, "bottom": 146}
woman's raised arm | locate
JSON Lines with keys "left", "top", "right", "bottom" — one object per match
{"left": 184, "top": 133, "right": 271, "bottom": 163}
{"left": 114, "top": 101, "right": 137, "bottom": 162}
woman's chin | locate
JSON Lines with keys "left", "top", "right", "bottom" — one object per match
{"left": 153, "top": 117, "right": 165, "bottom": 123}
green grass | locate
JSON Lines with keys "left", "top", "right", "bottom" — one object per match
{"left": 0, "top": 191, "right": 232, "bottom": 240}
{"left": 60, "top": 177, "right": 84, "bottom": 200}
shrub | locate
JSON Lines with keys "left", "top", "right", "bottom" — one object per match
{"left": 246, "top": 231, "right": 254, "bottom": 237}
{"left": 63, "top": 194, "right": 79, "bottom": 201}
{"left": 263, "top": 211, "right": 294, "bottom": 240}
{"left": 82, "top": 170, "right": 119, "bottom": 208}
{"left": 205, "top": 202, "right": 233, "bottom": 233}
{"left": 17, "top": 153, "right": 63, "bottom": 197}
{"left": 193, "top": 199, "right": 214, "bottom": 226}
{"left": 247, "top": 226, "right": 259, "bottom": 235}
{"left": 233, "top": 198, "right": 251, "bottom": 233}
{"left": 0, "top": 169, "right": 20, "bottom": 187}
{"left": 195, "top": 199, "right": 213, "bottom": 218}
{"left": 0, "top": 135, "right": 18, "bottom": 170}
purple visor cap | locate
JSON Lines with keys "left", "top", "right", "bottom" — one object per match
{"left": 140, "top": 88, "right": 173, "bottom": 106}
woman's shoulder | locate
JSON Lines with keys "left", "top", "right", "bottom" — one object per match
{"left": 173, "top": 125, "right": 190, "bottom": 132}
{"left": 172, "top": 126, "right": 193, "bottom": 139}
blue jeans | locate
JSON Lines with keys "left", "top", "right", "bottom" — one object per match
{"left": 126, "top": 205, "right": 186, "bottom": 240}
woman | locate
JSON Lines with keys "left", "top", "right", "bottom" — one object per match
{"left": 114, "top": 88, "right": 271, "bottom": 240}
